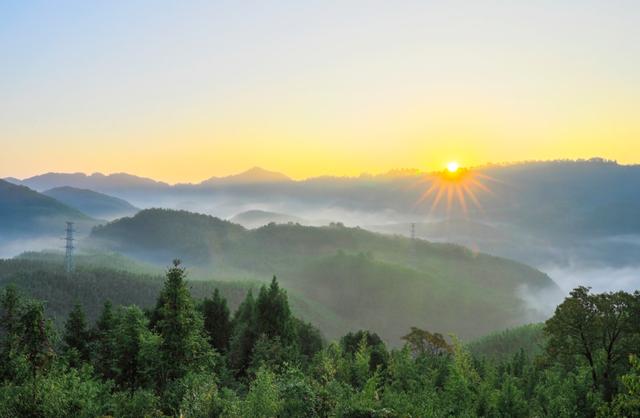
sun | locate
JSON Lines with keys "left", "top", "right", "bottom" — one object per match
{"left": 412, "top": 163, "right": 497, "bottom": 217}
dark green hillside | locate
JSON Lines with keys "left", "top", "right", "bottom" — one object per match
{"left": 467, "top": 323, "right": 546, "bottom": 360}
{"left": 90, "top": 209, "right": 560, "bottom": 342}
{"left": 43, "top": 186, "right": 139, "bottom": 219}
{"left": 90, "top": 209, "right": 246, "bottom": 265}
{"left": 0, "top": 257, "right": 346, "bottom": 338}
{"left": 0, "top": 179, "right": 96, "bottom": 238}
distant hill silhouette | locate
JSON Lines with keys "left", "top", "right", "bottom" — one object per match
{"left": 0, "top": 179, "right": 96, "bottom": 239}
{"left": 8, "top": 160, "right": 640, "bottom": 266}
{"left": 230, "top": 209, "right": 306, "bottom": 228}
{"left": 16, "top": 172, "right": 169, "bottom": 192}
{"left": 43, "top": 186, "right": 139, "bottom": 220}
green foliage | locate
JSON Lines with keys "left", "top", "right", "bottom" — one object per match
{"left": 154, "top": 260, "right": 215, "bottom": 386}
{"left": 242, "top": 366, "right": 282, "bottom": 418}
{"left": 202, "top": 288, "right": 232, "bottom": 353}
{"left": 468, "top": 323, "right": 546, "bottom": 361}
{"left": 0, "top": 264, "right": 638, "bottom": 417}
{"left": 62, "top": 303, "right": 91, "bottom": 367}
{"left": 545, "top": 286, "right": 640, "bottom": 401}
{"left": 90, "top": 208, "right": 559, "bottom": 343}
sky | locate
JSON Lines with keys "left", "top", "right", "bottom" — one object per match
{"left": 1, "top": 1, "right": 639, "bottom": 183}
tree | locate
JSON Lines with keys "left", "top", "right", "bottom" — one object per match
{"left": 340, "top": 330, "right": 388, "bottom": 374}
{"left": 19, "top": 301, "right": 54, "bottom": 401}
{"left": 93, "top": 300, "right": 117, "bottom": 381}
{"left": 0, "top": 285, "right": 25, "bottom": 381}
{"left": 545, "top": 286, "right": 639, "bottom": 401}
{"left": 242, "top": 366, "right": 282, "bottom": 418}
{"left": 604, "top": 355, "right": 640, "bottom": 417}
{"left": 202, "top": 288, "right": 231, "bottom": 353}
{"left": 155, "top": 260, "right": 213, "bottom": 386}
{"left": 113, "top": 306, "right": 150, "bottom": 394}
{"left": 229, "top": 289, "right": 257, "bottom": 376}
{"left": 63, "top": 303, "right": 91, "bottom": 367}
{"left": 402, "top": 327, "right": 453, "bottom": 357}
{"left": 255, "top": 276, "right": 293, "bottom": 343}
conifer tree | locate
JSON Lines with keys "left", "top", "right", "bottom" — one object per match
{"left": 93, "top": 300, "right": 117, "bottom": 380}
{"left": 0, "top": 285, "right": 24, "bottom": 381}
{"left": 20, "top": 301, "right": 54, "bottom": 401}
{"left": 229, "top": 289, "right": 257, "bottom": 375}
{"left": 63, "top": 302, "right": 91, "bottom": 367}
{"left": 202, "top": 288, "right": 231, "bottom": 353}
{"left": 155, "top": 260, "right": 213, "bottom": 386}
{"left": 255, "top": 276, "right": 293, "bottom": 342}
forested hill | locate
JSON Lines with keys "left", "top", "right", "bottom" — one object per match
{"left": 0, "top": 256, "right": 346, "bottom": 339}
{"left": 89, "top": 208, "right": 560, "bottom": 342}
{"left": 0, "top": 179, "right": 96, "bottom": 239}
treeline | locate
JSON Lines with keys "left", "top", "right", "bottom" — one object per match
{"left": 1, "top": 262, "right": 639, "bottom": 417}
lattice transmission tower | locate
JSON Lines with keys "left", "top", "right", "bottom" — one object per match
{"left": 64, "top": 221, "right": 75, "bottom": 274}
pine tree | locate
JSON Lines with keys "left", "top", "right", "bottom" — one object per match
{"left": 202, "top": 288, "right": 232, "bottom": 353}
{"left": 93, "top": 300, "right": 117, "bottom": 380}
{"left": 114, "top": 306, "right": 148, "bottom": 394}
{"left": 229, "top": 289, "right": 257, "bottom": 375}
{"left": 155, "top": 260, "right": 213, "bottom": 386}
{"left": 0, "top": 285, "right": 24, "bottom": 381}
{"left": 63, "top": 302, "right": 91, "bottom": 367}
{"left": 20, "top": 301, "right": 54, "bottom": 401}
{"left": 255, "top": 276, "right": 293, "bottom": 342}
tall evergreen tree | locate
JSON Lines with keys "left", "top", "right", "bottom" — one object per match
{"left": 20, "top": 301, "right": 54, "bottom": 401}
{"left": 229, "top": 289, "right": 257, "bottom": 375}
{"left": 93, "top": 300, "right": 117, "bottom": 380}
{"left": 255, "top": 276, "right": 293, "bottom": 342}
{"left": 202, "top": 288, "right": 232, "bottom": 353}
{"left": 114, "top": 306, "right": 149, "bottom": 394}
{"left": 63, "top": 302, "right": 91, "bottom": 367}
{"left": 0, "top": 285, "right": 24, "bottom": 381}
{"left": 155, "top": 260, "right": 213, "bottom": 386}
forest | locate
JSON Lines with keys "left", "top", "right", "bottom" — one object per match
{"left": 1, "top": 260, "right": 638, "bottom": 417}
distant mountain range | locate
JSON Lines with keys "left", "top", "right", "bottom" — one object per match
{"left": 5, "top": 159, "right": 640, "bottom": 267}
{"left": 6, "top": 171, "right": 169, "bottom": 192}
{"left": 200, "top": 166, "right": 292, "bottom": 185}
{"left": 43, "top": 186, "right": 139, "bottom": 220}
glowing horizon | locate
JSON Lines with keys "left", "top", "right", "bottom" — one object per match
{"left": 1, "top": 2, "right": 639, "bottom": 184}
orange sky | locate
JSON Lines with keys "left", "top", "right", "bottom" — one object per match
{"left": 1, "top": 2, "right": 639, "bottom": 183}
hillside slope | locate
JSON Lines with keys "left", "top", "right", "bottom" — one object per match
{"left": 43, "top": 186, "right": 139, "bottom": 220}
{"left": 0, "top": 256, "right": 346, "bottom": 339}
{"left": 90, "top": 208, "right": 560, "bottom": 342}
{"left": 0, "top": 179, "right": 96, "bottom": 239}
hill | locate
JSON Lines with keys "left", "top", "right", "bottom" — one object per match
{"left": 230, "top": 209, "right": 307, "bottom": 228}
{"left": 467, "top": 323, "right": 546, "bottom": 360}
{"left": 43, "top": 186, "right": 139, "bottom": 220}
{"left": 0, "top": 179, "right": 96, "bottom": 240}
{"left": 90, "top": 208, "right": 561, "bottom": 343}
{"left": 0, "top": 256, "right": 345, "bottom": 338}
